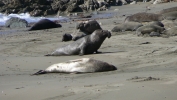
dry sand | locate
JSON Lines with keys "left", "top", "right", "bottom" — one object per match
{"left": 0, "top": 2, "right": 177, "bottom": 100}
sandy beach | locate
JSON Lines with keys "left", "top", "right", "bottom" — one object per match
{"left": 0, "top": 2, "right": 177, "bottom": 100}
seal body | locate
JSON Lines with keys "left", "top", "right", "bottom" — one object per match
{"left": 158, "top": 6, "right": 177, "bottom": 14}
{"left": 136, "top": 25, "right": 165, "bottom": 36}
{"left": 46, "top": 29, "right": 111, "bottom": 56}
{"left": 162, "top": 26, "right": 177, "bottom": 36}
{"left": 76, "top": 20, "right": 102, "bottom": 34}
{"left": 111, "top": 22, "right": 143, "bottom": 32}
{"left": 162, "top": 11, "right": 177, "bottom": 20}
{"left": 33, "top": 58, "right": 117, "bottom": 75}
{"left": 148, "top": 21, "right": 164, "bottom": 27}
{"left": 62, "top": 20, "right": 102, "bottom": 42}
{"left": 28, "top": 19, "right": 62, "bottom": 31}
{"left": 124, "top": 12, "right": 164, "bottom": 22}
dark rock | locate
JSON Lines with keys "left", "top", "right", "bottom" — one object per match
{"left": 5, "top": 17, "right": 28, "bottom": 28}
{"left": 0, "top": 1, "right": 5, "bottom": 7}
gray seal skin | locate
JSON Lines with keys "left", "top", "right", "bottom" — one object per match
{"left": 45, "top": 29, "right": 111, "bottom": 56}
{"left": 62, "top": 20, "right": 102, "bottom": 42}
{"left": 111, "top": 22, "right": 143, "bottom": 32}
{"left": 162, "top": 11, "right": 177, "bottom": 20}
{"left": 28, "top": 19, "right": 62, "bottom": 31}
{"left": 32, "top": 58, "right": 117, "bottom": 75}
{"left": 149, "top": 21, "right": 164, "bottom": 27}
{"left": 158, "top": 7, "right": 177, "bottom": 14}
{"left": 162, "top": 26, "right": 177, "bottom": 36}
{"left": 124, "top": 12, "right": 164, "bottom": 23}
{"left": 136, "top": 25, "right": 165, "bottom": 36}
{"left": 76, "top": 20, "right": 102, "bottom": 34}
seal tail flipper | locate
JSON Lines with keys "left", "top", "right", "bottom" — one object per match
{"left": 32, "top": 70, "right": 47, "bottom": 75}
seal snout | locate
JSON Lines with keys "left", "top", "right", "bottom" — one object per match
{"left": 32, "top": 70, "right": 47, "bottom": 75}
{"left": 107, "top": 32, "right": 111, "bottom": 38}
{"left": 111, "top": 65, "right": 117, "bottom": 70}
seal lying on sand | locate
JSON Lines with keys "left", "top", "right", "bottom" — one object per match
{"left": 111, "top": 22, "right": 143, "bottom": 32}
{"left": 148, "top": 21, "right": 164, "bottom": 27}
{"left": 33, "top": 58, "right": 117, "bottom": 75}
{"left": 162, "top": 11, "right": 177, "bottom": 20}
{"left": 62, "top": 20, "right": 102, "bottom": 41}
{"left": 124, "top": 12, "right": 164, "bottom": 22}
{"left": 162, "top": 26, "right": 177, "bottom": 36}
{"left": 28, "top": 19, "right": 62, "bottom": 31}
{"left": 136, "top": 25, "right": 165, "bottom": 36}
{"left": 158, "top": 6, "right": 177, "bottom": 14}
{"left": 46, "top": 29, "right": 111, "bottom": 56}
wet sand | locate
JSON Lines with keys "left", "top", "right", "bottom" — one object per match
{"left": 0, "top": 2, "right": 177, "bottom": 100}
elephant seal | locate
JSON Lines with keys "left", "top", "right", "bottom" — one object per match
{"left": 148, "top": 21, "right": 164, "bottom": 27}
{"left": 76, "top": 20, "right": 102, "bottom": 34}
{"left": 45, "top": 29, "right": 111, "bottom": 56}
{"left": 136, "top": 25, "right": 165, "bottom": 36}
{"left": 161, "top": 19, "right": 177, "bottom": 29}
{"left": 33, "top": 58, "right": 117, "bottom": 75}
{"left": 28, "top": 19, "right": 62, "bottom": 31}
{"left": 62, "top": 33, "right": 73, "bottom": 42}
{"left": 62, "top": 20, "right": 102, "bottom": 42}
{"left": 162, "top": 26, "right": 177, "bottom": 36}
{"left": 111, "top": 22, "right": 143, "bottom": 32}
{"left": 62, "top": 29, "right": 87, "bottom": 42}
{"left": 124, "top": 12, "right": 164, "bottom": 23}
{"left": 158, "top": 6, "right": 177, "bottom": 14}
{"left": 162, "top": 11, "right": 177, "bottom": 20}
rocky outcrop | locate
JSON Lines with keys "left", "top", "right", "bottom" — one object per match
{"left": 0, "top": 0, "right": 111, "bottom": 17}
{"left": 0, "top": 0, "right": 54, "bottom": 16}
{"left": 5, "top": 17, "right": 28, "bottom": 28}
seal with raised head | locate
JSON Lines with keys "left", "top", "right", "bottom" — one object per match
{"left": 32, "top": 58, "right": 117, "bottom": 75}
{"left": 28, "top": 19, "right": 62, "bottom": 31}
{"left": 46, "top": 29, "right": 111, "bottom": 56}
{"left": 136, "top": 25, "right": 165, "bottom": 36}
{"left": 76, "top": 20, "right": 102, "bottom": 34}
{"left": 62, "top": 20, "right": 102, "bottom": 42}
{"left": 111, "top": 22, "right": 143, "bottom": 32}
{"left": 124, "top": 12, "right": 164, "bottom": 23}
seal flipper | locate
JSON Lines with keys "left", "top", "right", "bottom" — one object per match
{"left": 32, "top": 70, "right": 47, "bottom": 75}
{"left": 45, "top": 54, "right": 51, "bottom": 56}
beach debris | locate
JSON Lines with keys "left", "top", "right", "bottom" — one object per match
{"left": 127, "top": 76, "right": 160, "bottom": 82}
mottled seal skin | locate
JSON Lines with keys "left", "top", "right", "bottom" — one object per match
{"left": 62, "top": 20, "right": 102, "bottom": 42}
{"left": 162, "top": 26, "right": 177, "bottom": 36}
{"left": 111, "top": 22, "right": 143, "bottom": 32}
{"left": 124, "top": 12, "right": 164, "bottom": 23}
{"left": 162, "top": 11, "right": 177, "bottom": 20}
{"left": 158, "top": 6, "right": 177, "bottom": 14}
{"left": 136, "top": 25, "right": 165, "bottom": 36}
{"left": 45, "top": 29, "right": 111, "bottom": 56}
{"left": 76, "top": 20, "right": 102, "bottom": 34}
{"left": 28, "top": 19, "right": 62, "bottom": 31}
{"left": 161, "top": 19, "right": 177, "bottom": 29}
{"left": 33, "top": 58, "right": 117, "bottom": 75}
